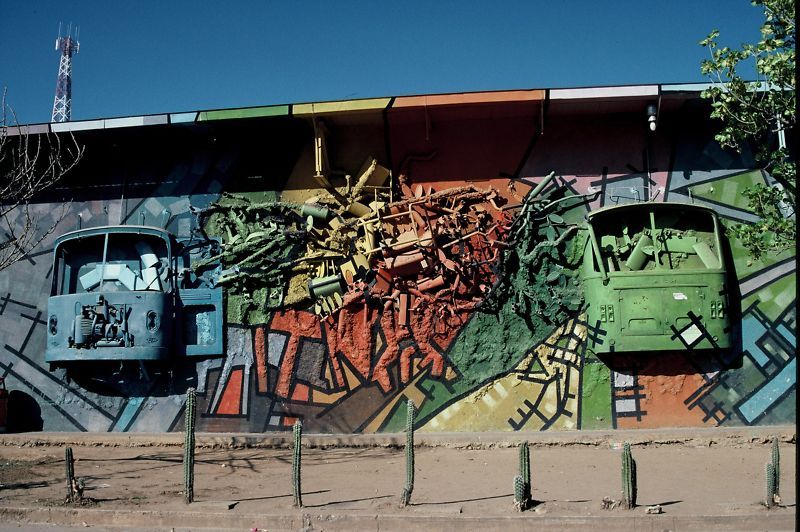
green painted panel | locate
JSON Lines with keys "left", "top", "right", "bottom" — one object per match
{"left": 292, "top": 98, "right": 391, "bottom": 116}
{"left": 198, "top": 106, "right": 289, "bottom": 121}
{"left": 743, "top": 272, "right": 796, "bottom": 322}
{"left": 579, "top": 359, "right": 612, "bottom": 430}
{"left": 379, "top": 399, "right": 412, "bottom": 433}
{"left": 723, "top": 220, "right": 794, "bottom": 279}
{"left": 689, "top": 170, "right": 765, "bottom": 210}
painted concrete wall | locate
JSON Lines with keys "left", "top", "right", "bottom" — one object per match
{"left": 0, "top": 87, "right": 795, "bottom": 433}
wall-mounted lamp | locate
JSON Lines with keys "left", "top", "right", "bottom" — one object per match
{"left": 646, "top": 103, "right": 658, "bottom": 132}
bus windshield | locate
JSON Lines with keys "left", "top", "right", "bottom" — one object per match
{"left": 53, "top": 232, "right": 171, "bottom": 295}
{"left": 588, "top": 204, "right": 721, "bottom": 274}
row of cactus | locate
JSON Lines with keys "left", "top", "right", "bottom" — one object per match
{"left": 513, "top": 442, "right": 532, "bottom": 511}
{"left": 173, "top": 389, "right": 785, "bottom": 512}
{"left": 293, "top": 420, "right": 303, "bottom": 508}
{"left": 183, "top": 387, "right": 196, "bottom": 504}
{"left": 766, "top": 437, "right": 781, "bottom": 508}
{"left": 400, "top": 399, "right": 416, "bottom": 507}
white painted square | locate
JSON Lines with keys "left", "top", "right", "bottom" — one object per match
{"left": 681, "top": 324, "right": 703, "bottom": 344}
{"left": 614, "top": 372, "right": 635, "bottom": 388}
{"left": 615, "top": 398, "right": 637, "bottom": 413}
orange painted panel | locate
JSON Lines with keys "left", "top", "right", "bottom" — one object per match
{"left": 616, "top": 357, "right": 712, "bottom": 429}
{"left": 254, "top": 326, "right": 269, "bottom": 393}
{"left": 291, "top": 382, "right": 310, "bottom": 402}
{"left": 393, "top": 90, "right": 545, "bottom": 108}
{"left": 216, "top": 368, "right": 244, "bottom": 415}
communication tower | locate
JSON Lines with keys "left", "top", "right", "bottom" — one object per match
{"left": 51, "top": 23, "right": 80, "bottom": 123}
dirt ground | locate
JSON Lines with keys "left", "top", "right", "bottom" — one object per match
{"left": 0, "top": 438, "right": 795, "bottom": 524}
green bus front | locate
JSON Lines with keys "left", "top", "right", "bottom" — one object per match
{"left": 581, "top": 202, "right": 732, "bottom": 354}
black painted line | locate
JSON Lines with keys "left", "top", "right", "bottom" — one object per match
{"left": 3, "top": 344, "right": 115, "bottom": 420}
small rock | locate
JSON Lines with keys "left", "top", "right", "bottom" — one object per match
{"left": 601, "top": 496, "right": 619, "bottom": 510}
{"left": 645, "top": 504, "right": 663, "bottom": 514}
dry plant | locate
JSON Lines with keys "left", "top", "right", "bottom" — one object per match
{"left": 0, "top": 89, "right": 83, "bottom": 271}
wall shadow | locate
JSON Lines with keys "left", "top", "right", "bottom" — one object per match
{"left": 6, "top": 390, "right": 44, "bottom": 432}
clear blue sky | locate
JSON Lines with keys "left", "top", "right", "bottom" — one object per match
{"left": 1, "top": 1, "right": 764, "bottom": 124}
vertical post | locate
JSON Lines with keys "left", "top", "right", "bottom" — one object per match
{"left": 513, "top": 475, "right": 525, "bottom": 511}
{"left": 292, "top": 420, "right": 303, "bottom": 508}
{"left": 771, "top": 437, "right": 780, "bottom": 499}
{"left": 521, "top": 441, "right": 531, "bottom": 508}
{"left": 65, "top": 446, "right": 75, "bottom": 503}
{"left": 183, "top": 387, "right": 196, "bottom": 504}
{"left": 400, "top": 399, "right": 415, "bottom": 506}
{"left": 766, "top": 462, "right": 775, "bottom": 508}
{"left": 621, "top": 442, "right": 637, "bottom": 509}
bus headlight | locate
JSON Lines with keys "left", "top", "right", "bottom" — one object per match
{"left": 146, "top": 311, "right": 160, "bottom": 333}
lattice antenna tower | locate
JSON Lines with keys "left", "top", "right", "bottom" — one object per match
{"left": 51, "top": 22, "right": 80, "bottom": 123}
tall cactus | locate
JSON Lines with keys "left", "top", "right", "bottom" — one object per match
{"left": 183, "top": 387, "right": 196, "bottom": 504}
{"left": 514, "top": 441, "right": 531, "bottom": 510}
{"left": 65, "top": 447, "right": 75, "bottom": 503}
{"left": 621, "top": 442, "right": 637, "bottom": 509}
{"left": 766, "top": 462, "right": 775, "bottom": 508}
{"left": 292, "top": 419, "right": 303, "bottom": 508}
{"left": 513, "top": 475, "right": 526, "bottom": 510}
{"left": 771, "top": 437, "right": 780, "bottom": 498}
{"left": 400, "top": 399, "right": 415, "bottom": 507}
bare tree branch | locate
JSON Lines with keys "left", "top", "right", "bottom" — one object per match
{"left": 0, "top": 89, "right": 84, "bottom": 270}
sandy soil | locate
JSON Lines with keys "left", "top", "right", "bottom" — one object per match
{"left": 0, "top": 440, "right": 795, "bottom": 521}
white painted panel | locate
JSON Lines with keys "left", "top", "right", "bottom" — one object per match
{"left": 550, "top": 85, "right": 659, "bottom": 100}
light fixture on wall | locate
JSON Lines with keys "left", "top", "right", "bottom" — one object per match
{"left": 646, "top": 103, "right": 658, "bottom": 132}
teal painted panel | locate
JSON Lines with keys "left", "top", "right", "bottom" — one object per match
{"left": 169, "top": 112, "right": 198, "bottom": 123}
{"left": 737, "top": 358, "right": 796, "bottom": 423}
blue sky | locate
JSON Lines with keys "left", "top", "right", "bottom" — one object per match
{"left": 1, "top": 1, "right": 764, "bottom": 124}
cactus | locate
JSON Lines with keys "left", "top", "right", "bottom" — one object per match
{"left": 621, "top": 442, "right": 637, "bottom": 509}
{"left": 292, "top": 419, "right": 303, "bottom": 508}
{"left": 183, "top": 387, "right": 196, "bottom": 504}
{"left": 400, "top": 399, "right": 415, "bottom": 507}
{"left": 516, "top": 441, "right": 531, "bottom": 510}
{"left": 766, "top": 462, "right": 775, "bottom": 508}
{"left": 771, "top": 437, "right": 780, "bottom": 498}
{"left": 65, "top": 447, "right": 75, "bottom": 503}
{"left": 513, "top": 475, "right": 526, "bottom": 511}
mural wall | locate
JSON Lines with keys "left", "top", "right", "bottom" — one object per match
{"left": 0, "top": 85, "right": 795, "bottom": 433}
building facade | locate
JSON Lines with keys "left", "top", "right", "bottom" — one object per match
{"left": 0, "top": 84, "right": 795, "bottom": 433}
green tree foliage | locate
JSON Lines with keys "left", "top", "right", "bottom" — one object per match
{"left": 699, "top": 0, "right": 795, "bottom": 259}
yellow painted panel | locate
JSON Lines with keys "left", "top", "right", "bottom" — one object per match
{"left": 293, "top": 98, "right": 391, "bottom": 116}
